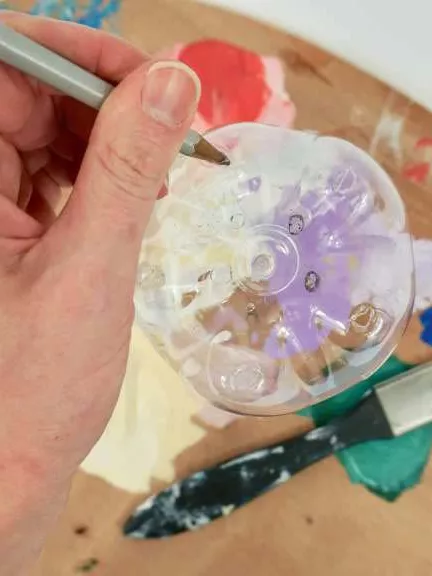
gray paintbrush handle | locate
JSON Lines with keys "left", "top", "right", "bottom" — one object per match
{"left": 0, "top": 22, "right": 112, "bottom": 107}
{"left": 0, "top": 23, "right": 199, "bottom": 155}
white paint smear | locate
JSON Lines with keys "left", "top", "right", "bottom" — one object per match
{"left": 413, "top": 238, "right": 432, "bottom": 312}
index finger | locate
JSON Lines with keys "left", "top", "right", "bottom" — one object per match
{"left": 0, "top": 11, "right": 146, "bottom": 82}
{"left": 0, "top": 12, "right": 148, "bottom": 150}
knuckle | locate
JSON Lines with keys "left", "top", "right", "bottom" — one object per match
{"left": 0, "top": 135, "right": 21, "bottom": 172}
{"left": 95, "top": 133, "right": 166, "bottom": 202}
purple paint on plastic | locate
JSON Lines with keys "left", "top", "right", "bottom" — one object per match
{"left": 264, "top": 202, "right": 352, "bottom": 358}
{"left": 261, "top": 165, "right": 395, "bottom": 360}
{"left": 248, "top": 176, "right": 262, "bottom": 192}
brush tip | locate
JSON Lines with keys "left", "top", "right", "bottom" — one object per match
{"left": 193, "top": 137, "right": 231, "bottom": 166}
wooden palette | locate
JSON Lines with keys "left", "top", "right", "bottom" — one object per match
{"left": 28, "top": 1, "right": 432, "bottom": 575}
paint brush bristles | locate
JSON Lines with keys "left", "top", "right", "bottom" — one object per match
{"left": 192, "top": 138, "right": 231, "bottom": 165}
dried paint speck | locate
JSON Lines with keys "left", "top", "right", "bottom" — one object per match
{"left": 75, "top": 558, "right": 99, "bottom": 573}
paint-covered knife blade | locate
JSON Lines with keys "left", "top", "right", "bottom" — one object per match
{"left": 123, "top": 361, "right": 432, "bottom": 539}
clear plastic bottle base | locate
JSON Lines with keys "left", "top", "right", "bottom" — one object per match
{"left": 134, "top": 123, "right": 414, "bottom": 416}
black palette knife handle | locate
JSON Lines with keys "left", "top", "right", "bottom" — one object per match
{"left": 124, "top": 393, "right": 392, "bottom": 539}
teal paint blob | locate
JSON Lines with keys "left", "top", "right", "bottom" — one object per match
{"left": 338, "top": 425, "right": 432, "bottom": 501}
{"left": 28, "top": 0, "right": 120, "bottom": 30}
{"left": 300, "top": 356, "right": 432, "bottom": 500}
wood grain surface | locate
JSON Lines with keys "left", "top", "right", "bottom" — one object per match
{"left": 21, "top": 1, "right": 432, "bottom": 574}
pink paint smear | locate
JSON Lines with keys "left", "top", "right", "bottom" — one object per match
{"left": 158, "top": 39, "right": 296, "bottom": 132}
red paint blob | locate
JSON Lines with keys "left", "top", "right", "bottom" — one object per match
{"left": 178, "top": 39, "right": 270, "bottom": 127}
{"left": 403, "top": 162, "right": 430, "bottom": 184}
{"left": 416, "top": 137, "right": 432, "bottom": 149}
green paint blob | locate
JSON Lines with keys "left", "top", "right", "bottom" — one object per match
{"left": 299, "top": 356, "right": 432, "bottom": 500}
{"left": 338, "top": 426, "right": 432, "bottom": 501}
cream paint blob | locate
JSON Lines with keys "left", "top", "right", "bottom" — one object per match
{"left": 80, "top": 325, "right": 206, "bottom": 493}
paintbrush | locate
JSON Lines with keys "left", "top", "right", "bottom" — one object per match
{"left": 0, "top": 23, "right": 230, "bottom": 166}
{"left": 123, "top": 360, "right": 432, "bottom": 539}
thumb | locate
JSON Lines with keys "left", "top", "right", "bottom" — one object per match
{"left": 52, "top": 60, "right": 200, "bottom": 263}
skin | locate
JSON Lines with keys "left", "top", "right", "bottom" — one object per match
{"left": 0, "top": 12, "right": 199, "bottom": 574}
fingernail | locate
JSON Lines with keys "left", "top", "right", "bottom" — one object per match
{"left": 143, "top": 61, "right": 201, "bottom": 127}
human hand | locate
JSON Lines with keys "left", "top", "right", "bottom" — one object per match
{"left": 0, "top": 10, "right": 199, "bottom": 541}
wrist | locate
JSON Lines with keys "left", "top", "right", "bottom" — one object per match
{"left": 0, "top": 448, "right": 71, "bottom": 574}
